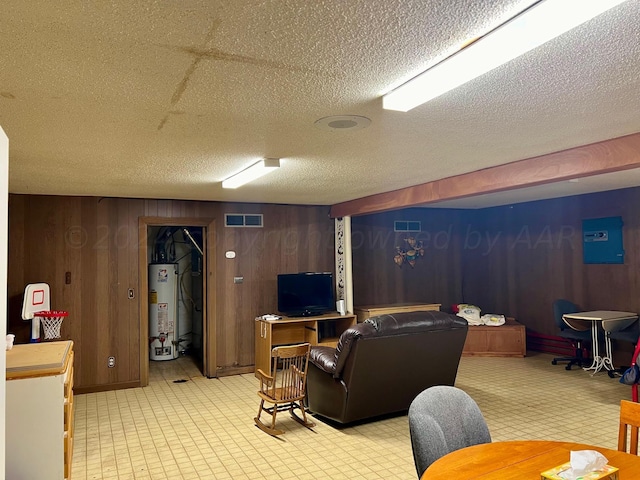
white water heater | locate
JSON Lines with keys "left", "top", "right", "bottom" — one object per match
{"left": 149, "top": 263, "right": 179, "bottom": 361}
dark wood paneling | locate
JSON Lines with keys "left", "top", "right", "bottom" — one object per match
{"left": 352, "top": 189, "right": 640, "bottom": 365}
{"left": 462, "top": 188, "right": 640, "bottom": 365}
{"left": 14, "top": 187, "right": 640, "bottom": 388}
{"left": 7, "top": 195, "right": 334, "bottom": 389}
{"left": 331, "top": 132, "right": 640, "bottom": 218}
{"left": 461, "top": 189, "right": 639, "bottom": 324}
{"left": 215, "top": 203, "right": 334, "bottom": 374}
{"left": 351, "top": 208, "right": 464, "bottom": 309}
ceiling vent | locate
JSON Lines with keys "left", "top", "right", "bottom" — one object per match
{"left": 314, "top": 115, "right": 371, "bottom": 131}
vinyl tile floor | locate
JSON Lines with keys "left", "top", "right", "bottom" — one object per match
{"left": 70, "top": 352, "right": 632, "bottom": 479}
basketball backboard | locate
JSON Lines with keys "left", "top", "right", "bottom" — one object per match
{"left": 21, "top": 282, "right": 50, "bottom": 320}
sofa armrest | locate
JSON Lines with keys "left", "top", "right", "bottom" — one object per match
{"left": 309, "top": 346, "right": 337, "bottom": 375}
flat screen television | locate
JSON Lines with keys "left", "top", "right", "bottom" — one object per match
{"left": 277, "top": 272, "right": 334, "bottom": 317}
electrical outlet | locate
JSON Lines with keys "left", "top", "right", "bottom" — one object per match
{"left": 108, "top": 356, "right": 115, "bottom": 368}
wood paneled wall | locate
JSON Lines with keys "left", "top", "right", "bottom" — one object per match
{"left": 7, "top": 195, "right": 334, "bottom": 390}
{"left": 351, "top": 208, "right": 465, "bottom": 308}
{"left": 214, "top": 203, "right": 334, "bottom": 372}
{"left": 461, "top": 188, "right": 640, "bottom": 341}
{"left": 11, "top": 187, "right": 640, "bottom": 390}
{"left": 352, "top": 187, "right": 640, "bottom": 364}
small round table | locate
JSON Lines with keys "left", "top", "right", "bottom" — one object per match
{"left": 562, "top": 310, "right": 638, "bottom": 375}
{"left": 422, "top": 440, "right": 640, "bottom": 479}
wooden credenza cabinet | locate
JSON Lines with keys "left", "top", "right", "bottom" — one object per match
{"left": 255, "top": 313, "right": 356, "bottom": 377}
{"left": 354, "top": 303, "right": 441, "bottom": 322}
{"left": 462, "top": 318, "right": 526, "bottom": 357}
{"left": 6, "top": 340, "right": 74, "bottom": 479}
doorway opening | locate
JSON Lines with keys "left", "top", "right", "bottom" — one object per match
{"left": 148, "top": 225, "right": 204, "bottom": 372}
{"left": 138, "top": 217, "right": 216, "bottom": 387}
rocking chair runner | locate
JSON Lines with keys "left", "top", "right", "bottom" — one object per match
{"left": 254, "top": 342, "right": 316, "bottom": 435}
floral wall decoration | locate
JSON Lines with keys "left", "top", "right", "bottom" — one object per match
{"left": 394, "top": 236, "right": 425, "bottom": 268}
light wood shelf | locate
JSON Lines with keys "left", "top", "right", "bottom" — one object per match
{"left": 354, "top": 303, "right": 441, "bottom": 322}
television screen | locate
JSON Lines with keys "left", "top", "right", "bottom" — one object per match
{"left": 277, "top": 272, "right": 335, "bottom": 317}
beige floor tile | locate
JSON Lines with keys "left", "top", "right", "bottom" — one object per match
{"left": 71, "top": 352, "right": 632, "bottom": 479}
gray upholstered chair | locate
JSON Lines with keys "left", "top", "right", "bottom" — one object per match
{"left": 408, "top": 385, "right": 491, "bottom": 478}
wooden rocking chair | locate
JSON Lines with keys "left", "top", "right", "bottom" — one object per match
{"left": 254, "top": 342, "right": 316, "bottom": 436}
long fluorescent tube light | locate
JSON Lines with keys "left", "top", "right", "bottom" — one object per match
{"left": 382, "top": 0, "right": 629, "bottom": 112}
{"left": 222, "top": 158, "right": 280, "bottom": 189}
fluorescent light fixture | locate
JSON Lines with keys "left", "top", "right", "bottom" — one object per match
{"left": 382, "top": 0, "right": 629, "bottom": 112}
{"left": 222, "top": 158, "right": 280, "bottom": 189}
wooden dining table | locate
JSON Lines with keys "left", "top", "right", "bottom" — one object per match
{"left": 422, "top": 440, "right": 640, "bottom": 479}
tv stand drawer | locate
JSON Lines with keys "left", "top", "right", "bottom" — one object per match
{"left": 272, "top": 324, "right": 309, "bottom": 344}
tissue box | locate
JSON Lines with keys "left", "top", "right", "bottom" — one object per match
{"left": 540, "top": 463, "right": 619, "bottom": 480}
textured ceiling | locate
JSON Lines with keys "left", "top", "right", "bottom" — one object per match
{"left": 1, "top": 0, "right": 639, "bottom": 208}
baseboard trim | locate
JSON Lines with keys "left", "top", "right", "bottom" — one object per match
{"left": 526, "top": 331, "right": 586, "bottom": 356}
{"left": 216, "top": 365, "right": 254, "bottom": 377}
{"left": 74, "top": 381, "right": 141, "bottom": 394}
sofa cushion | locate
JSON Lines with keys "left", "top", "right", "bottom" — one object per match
{"left": 309, "top": 311, "right": 466, "bottom": 379}
{"left": 309, "top": 346, "right": 337, "bottom": 375}
{"left": 332, "top": 323, "right": 377, "bottom": 378}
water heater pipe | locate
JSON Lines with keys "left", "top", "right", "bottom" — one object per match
{"left": 183, "top": 228, "right": 204, "bottom": 256}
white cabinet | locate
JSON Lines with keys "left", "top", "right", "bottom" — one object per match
{"left": 6, "top": 341, "right": 74, "bottom": 479}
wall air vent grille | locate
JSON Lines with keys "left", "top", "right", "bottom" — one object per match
{"left": 394, "top": 221, "right": 421, "bottom": 232}
{"left": 225, "top": 214, "right": 264, "bottom": 228}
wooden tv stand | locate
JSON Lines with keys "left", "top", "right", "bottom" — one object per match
{"left": 254, "top": 312, "right": 356, "bottom": 378}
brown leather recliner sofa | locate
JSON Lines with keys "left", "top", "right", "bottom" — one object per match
{"left": 305, "top": 310, "right": 468, "bottom": 424}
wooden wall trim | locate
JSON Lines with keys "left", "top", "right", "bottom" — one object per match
{"left": 330, "top": 131, "right": 640, "bottom": 218}
{"left": 217, "top": 365, "right": 254, "bottom": 377}
{"left": 138, "top": 219, "right": 149, "bottom": 387}
{"left": 204, "top": 219, "right": 217, "bottom": 379}
{"left": 74, "top": 381, "right": 140, "bottom": 394}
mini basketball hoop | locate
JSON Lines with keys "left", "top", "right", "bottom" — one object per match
{"left": 34, "top": 311, "right": 68, "bottom": 340}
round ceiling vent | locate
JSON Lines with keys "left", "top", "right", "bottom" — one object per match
{"left": 314, "top": 115, "right": 371, "bottom": 131}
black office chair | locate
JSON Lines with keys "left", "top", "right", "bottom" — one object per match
{"left": 609, "top": 321, "right": 640, "bottom": 344}
{"left": 604, "top": 319, "right": 640, "bottom": 378}
{"left": 551, "top": 299, "right": 592, "bottom": 370}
